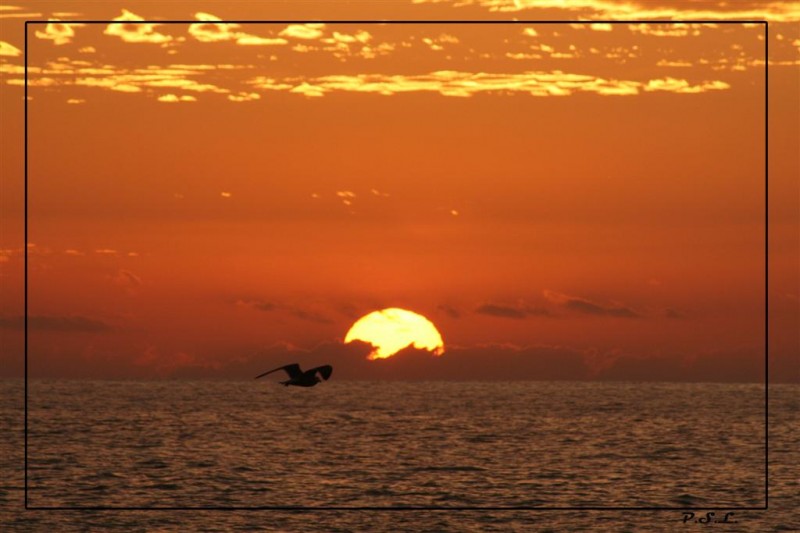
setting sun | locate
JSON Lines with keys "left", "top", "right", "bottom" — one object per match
{"left": 344, "top": 308, "right": 445, "bottom": 360}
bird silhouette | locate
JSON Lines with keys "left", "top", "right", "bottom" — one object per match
{"left": 254, "top": 363, "right": 333, "bottom": 387}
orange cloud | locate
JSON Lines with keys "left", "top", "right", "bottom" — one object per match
{"left": 189, "top": 13, "right": 287, "bottom": 46}
{"left": 422, "top": 33, "right": 459, "bottom": 51}
{"left": 0, "top": 9, "right": 42, "bottom": 20}
{"left": 321, "top": 30, "right": 372, "bottom": 45}
{"left": 644, "top": 77, "right": 729, "bottom": 93}
{"left": 189, "top": 12, "right": 238, "bottom": 42}
{"left": 543, "top": 290, "right": 640, "bottom": 318}
{"left": 20, "top": 59, "right": 232, "bottom": 95}
{"left": 656, "top": 59, "right": 693, "bottom": 67}
{"left": 157, "top": 94, "right": 197, "bottom": 102}
{"left": 0, "top": 40, "right": 21, "bottom": 56}
{"left": 628, "top": 23, "right": 720, "bottom": 38}
{"left": 411, "top": 0, "right": 800, "bottom": 22}
{"left": 279, "top": 23, "right": 325, "bottom": 40}
{"left": 249, "top": 70, "right": 730, "bottom": 98}
{"left": 34, "top": 20, "right": 83, "bottom": 45}
{"left": 104, "top": 9, "right": 173, "bottom": 44}
{"left": 75, "top": 77, "right": 142, "bottom": 92}
{"left": 235, "top": 34, "right": 287, "bottom": 46}
{"left": 227, "top": 92, "right": 260, "bottom": 102}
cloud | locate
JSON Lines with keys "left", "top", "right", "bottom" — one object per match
{"left": 35, "top": 20, "right": 83, "bottom": 45}
{"left": 665, "top": 308, "right": 685, "bottom": 319}
{"left": 189, "top": 12, "right": 239, "bottom": 42}
{"left": 157, "top": 93, "right": 197, "bottom": 102}
{"left": 336, "top": 190, "right": 356, "bottom": 206}
{"left": 143, "top": 77, "right": 225, "bottom": 93}
{"left": 134, "top": 346, "right": 217, "bottom": 378}
{"left": 113, "top": 269, "right": 142, "bottom": 287}
{"left": 248, "top": 70, "right": 731, "bottom": 98}
{"left": 236, "top": 34, "right": 287, "bottom": 46}
{"left": 238, "top": 299, "right": 333, "bottom": 324}
{"left": 409, "top": 0, "right": 800, "bottom": 22}
{"left": 314, "top": 30, "right": 396, "bottom": 60}
{"left": 321, "top": 30, "right": 371, "bottom": 45}
{"left": 0, "top": 40, "right": 21, "bottom": 56}
{"left": 0, "top": 315, "right": 112, "bottom": 332}
{"left": 421, "top": 33, "right": 459, "bottom": 51}
{"left": 236, "top": 299, "right": 275, "bottom": 312}
{"left": 289, "top": 82, "right": 326, "bottom": 97}
{"left": 437, "top": 305, "right": 461, "bottom": 319}
{"left": 571, "top": 23, "right": 612, "bottom": 31}
{"left": 76, "top": 78, "right": 142, "bottom": 93}
{"left": 0, "top": 11, "right": 42, "bottom": 20}
{"left": 543, "top": 290, "right": 640, "bottom": 318}
{"left": 475, "top": 302, "right": 550, "bottom": 319}
{"left": 288, "top": 309, "right": 334, "bottom": 325}
{"left": 476, "top": 303, "right": 527, "bottom": 319}
{"left": 597, "top": 348, "right": 763, "bottom": 383}
{"left": 104, "top": 9, "right": 173, "bottom": 44}
{"left": 19, "top": 61, "right": 234, "bottom": 95}
{"left": 189, "top": 12, "right": 287, "bottom": 46}
{"left": 279, "top": 23, "right": 325, "bottom": 40}
{"left": 66, "top": 98, "right": 85, "bottom": 104}
{"left": 227, "top": 91, "right": 260, "bottom": 102}
{"left": 645, "top": 77, "right": 729, "bottom": 94}
{"left": 656, "top": 59, "right": 693, "bottom": 68}
{"left": 628, "top": 23, "right": 719, "bottom": 37}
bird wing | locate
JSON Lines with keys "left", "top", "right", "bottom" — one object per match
{"left": 307, "top": 365, "right": 333, "bottom": 381}
{"left": 254, "top": 363, "right": 303, "bottom": 380}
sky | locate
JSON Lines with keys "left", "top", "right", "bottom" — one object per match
{"left": 0, "top": 0, "right": 797, "bottom": 381}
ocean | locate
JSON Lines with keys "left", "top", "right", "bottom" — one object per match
{"left": 1, "top": 381, "right": 798, "bottom": 531}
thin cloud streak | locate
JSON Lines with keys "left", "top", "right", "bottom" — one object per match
{"left": 410, "top": 0, "right": 800, "bottom": 22}
{"left": 475, "top": 303, "right": 550, "bottom": 319}
{"left": 249, "top": 70, "right": 731, "bottom": 97}
{"left": 237, "top": 299, "right": 333, "bottom": 324}
{"left": 543, "top": 290, "right": 640, "bottom": 318}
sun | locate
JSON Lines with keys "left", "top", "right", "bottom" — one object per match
{"left": 344, "top": 308, "right": 445, "bottom": 360}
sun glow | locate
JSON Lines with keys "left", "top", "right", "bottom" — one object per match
{"left": 344, "top": 308, "right": 445, "bottom": 360}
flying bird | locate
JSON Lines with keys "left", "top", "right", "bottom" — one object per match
{"left": 254, "top": 363, "right": 333, "bottom": 387}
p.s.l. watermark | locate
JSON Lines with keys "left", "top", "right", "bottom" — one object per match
{"left": 682, "top": 512, "right": 738, "bottom": 525}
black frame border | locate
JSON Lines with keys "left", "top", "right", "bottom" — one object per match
{"left": 23, "top": 19, "right": 769, "bottom": 512}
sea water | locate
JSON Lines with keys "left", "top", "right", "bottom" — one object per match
{"left": 2, "top": 381, "right": 797, "bottom": 531}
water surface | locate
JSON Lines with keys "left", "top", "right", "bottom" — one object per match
{"left": 2, "top": 381, "right": 798, "bottom": 531}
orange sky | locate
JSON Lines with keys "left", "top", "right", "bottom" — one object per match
{"left": 0, "top": 1, "right": 797, "bottom": 381}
